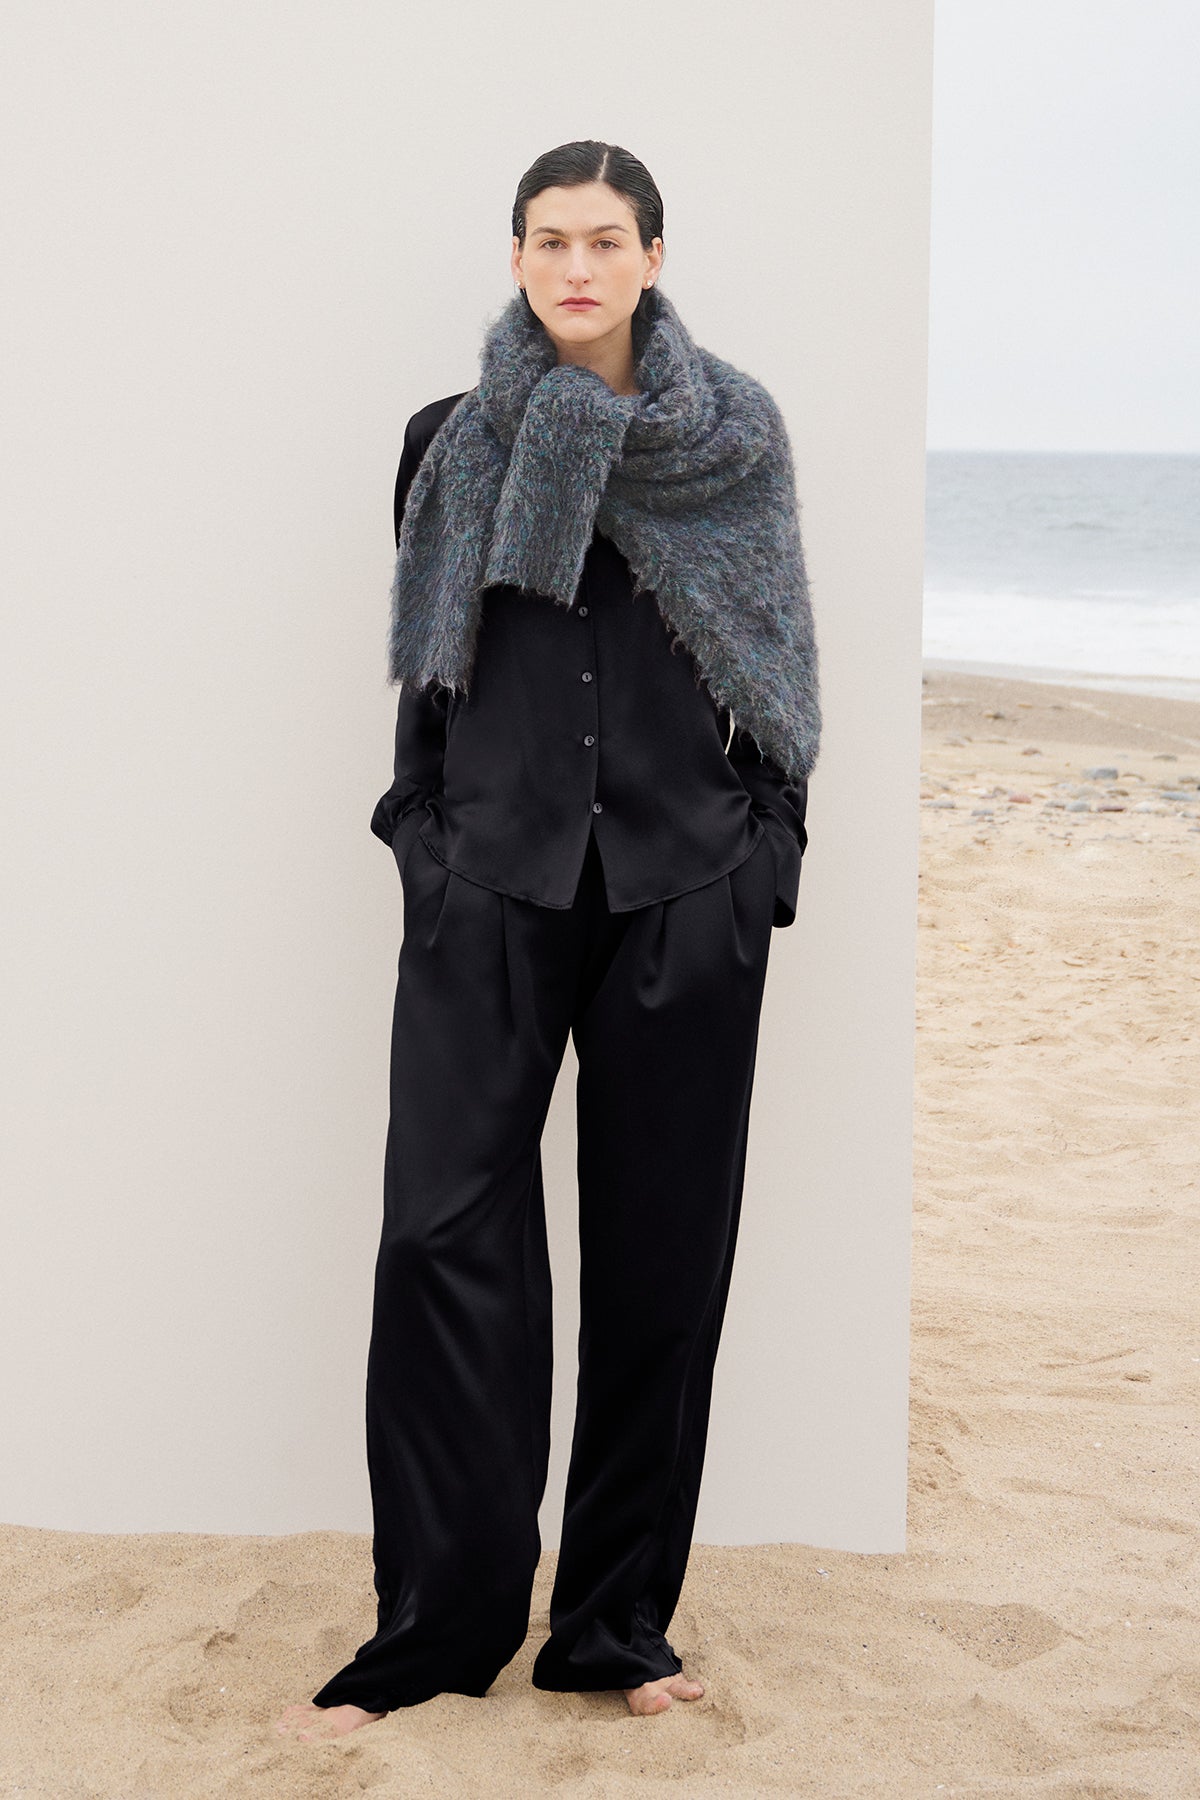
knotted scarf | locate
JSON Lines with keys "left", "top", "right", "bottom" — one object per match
{"left": 387, "top": 285, "right": 821, "bottom": 782}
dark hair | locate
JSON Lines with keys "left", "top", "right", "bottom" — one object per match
{"left": 512, "top": 140, "right": 664, "bottom": 326}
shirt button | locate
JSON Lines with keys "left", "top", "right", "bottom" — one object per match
{"left": 581, "top": 670, "right": 593, "bottom": 682}
{"left": 583, "top": 734, "right": 595, "bottom": 746}
{"left": 578, "top": 605, "right": 589, "bottom": 617}
{"left": 592, "top": 801, "right": 603, "bottom": 813}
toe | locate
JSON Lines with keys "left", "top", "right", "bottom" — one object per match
{"left": 626, "top": 1673, "right": 706, "bottom": 1715}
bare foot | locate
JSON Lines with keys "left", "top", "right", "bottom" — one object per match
{"left": 623, "top": 1671, "right": 705, "bottom": 1715}
{"left": 274, "top": 1701, "right": 387, "bottom": 1742}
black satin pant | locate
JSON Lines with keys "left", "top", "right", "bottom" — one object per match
{"left": 311, "top": 824, "right": 776, "bottom": 1713}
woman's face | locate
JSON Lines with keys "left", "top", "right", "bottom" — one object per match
{"left": 512, "top": 181, "right": 662, "bottom": 354}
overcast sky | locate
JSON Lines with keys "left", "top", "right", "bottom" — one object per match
{"left": 926, "top": 0, "right": 1198, "bottom": 453}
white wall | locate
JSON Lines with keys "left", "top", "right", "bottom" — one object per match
{"left": 0, "top": 0, "right": 932, "bottom": 1544}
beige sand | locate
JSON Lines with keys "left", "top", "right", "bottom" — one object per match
{"left": 3, "top": 669, "right": 1197, "bottom": 1798}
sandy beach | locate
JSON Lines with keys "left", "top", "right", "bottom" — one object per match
{"left": 3, "top": 668, "right": 1197, "bottom": 1799}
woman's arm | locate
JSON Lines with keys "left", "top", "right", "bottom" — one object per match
{"left": 369, "top": 400, "right": 464, "bottom": 853}
{"left": 722, "top": 713, "right": 809, "bottom": 929}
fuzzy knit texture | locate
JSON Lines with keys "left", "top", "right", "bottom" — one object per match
{"left": 387, "top": 285, "right": 821, "bottom": 783}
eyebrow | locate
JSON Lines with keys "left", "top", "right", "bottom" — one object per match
{"left": 530, "top": 223, "right": 631, "bottom": 238}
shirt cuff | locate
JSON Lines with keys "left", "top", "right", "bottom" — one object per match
{"left": 756, "top": 812, "right": 804, "bottom": 929}
{"left": 383, "top": 803, "right": 428, "bottom": 872}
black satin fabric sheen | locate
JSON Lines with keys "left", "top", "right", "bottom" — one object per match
{"left": 310, "top": 825, "right": 776, "bottom": 1711}
{"left": 371, "top": 394, "right": 809, "bottom": 927}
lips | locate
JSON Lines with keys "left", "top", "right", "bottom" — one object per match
{"left": 561, "top": 299, "right": 599, "bottom": 309}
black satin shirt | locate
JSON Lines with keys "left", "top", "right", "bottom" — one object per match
{"left": 370, "top": 394, "right": 808, "bottom": 927}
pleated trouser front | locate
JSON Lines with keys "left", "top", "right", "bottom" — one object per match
{"left": 311, "top": 823, "right": 776, "bottom": 1713}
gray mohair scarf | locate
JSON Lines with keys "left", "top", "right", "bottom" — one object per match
{"left": 387, "top": 285, "right": 821, "bottom": 782}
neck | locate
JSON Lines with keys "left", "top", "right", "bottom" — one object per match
{"left": 553, "top": 320, "right": 640, "bottom": 397}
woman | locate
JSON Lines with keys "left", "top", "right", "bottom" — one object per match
{"left": 277, "top": 138, "right": 820, "bottom": 1742}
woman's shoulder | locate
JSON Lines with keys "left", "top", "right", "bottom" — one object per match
{"left": 394, "top": 391, "right": 473, "bottom": 542}
{"left": 404, "top": 390, "right": 473, "bottom": 454}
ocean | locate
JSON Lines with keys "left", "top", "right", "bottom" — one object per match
{"left": 922, "top": 452, "right": 1200, "bottom": 700}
